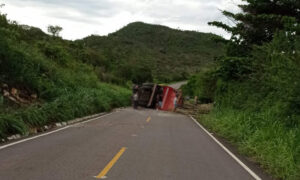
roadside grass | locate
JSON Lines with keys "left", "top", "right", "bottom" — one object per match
{"left": 0, "top": 85, "right": 131, "bottom": 139}
{"left": 0, "top": 15, "right": 132, "bottom": 140}
{"left": 197, "top": 108, "right": 300, "bottom": 180}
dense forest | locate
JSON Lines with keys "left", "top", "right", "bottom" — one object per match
{"left": 183, "top": 0, "right": 300, "bottom": 179}
{"left": 0, "top": 8, "right": 223, "bottom": 139}
{"left": 78, "top": 22, "right": 225, "bottom": 83}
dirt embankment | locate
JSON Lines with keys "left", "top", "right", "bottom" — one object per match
{"left": 177, "top": 100, "right": 213, "bottom": 116}
{"left": 1, "top": 83, "right": 38, "bottom": 106}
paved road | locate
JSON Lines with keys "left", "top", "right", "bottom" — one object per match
{"left": 0, "top": 108, "right": 266, "bottom": 180}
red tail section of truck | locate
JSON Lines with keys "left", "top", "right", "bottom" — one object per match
{"left": 160, "top": 86, "right": 177, "bottom": 111}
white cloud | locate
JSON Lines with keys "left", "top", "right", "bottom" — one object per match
{"left": 1, "top": 0, "right": 243, "bottom": 40}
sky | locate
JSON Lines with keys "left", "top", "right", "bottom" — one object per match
{"left": 1, "top": 0, "right": 243, "bottom": 40}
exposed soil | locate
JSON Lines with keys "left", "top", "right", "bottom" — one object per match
{"left": 176, "top": 101, "right": 213, "bottom": 116}
{"left": 1, "top": 83, "right": 38, "bottom": 106}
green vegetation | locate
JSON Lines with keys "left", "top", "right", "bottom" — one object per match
{"left": 184, "top": 0, "right": 300, "bottom": 179}
{"left": 0, "top": 13, "right": 131, "bottom": 139}
{"left": 0, "top": 87, "right": 130, "bottom": 138}
{"left": 0, "top": 8, "right": 223, "bottom": 139}
{"left": 182, "top": 69, "right": 217, "bottom": 103}
{"left": 47, "top": 25, "right": 63, "bottom": 37}
{"left": 78, "top": 22, "right": 225, "bottom": 84}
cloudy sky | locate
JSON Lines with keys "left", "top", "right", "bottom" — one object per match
{"left": 1, "top": 0, "right": 242, "bottom": 40}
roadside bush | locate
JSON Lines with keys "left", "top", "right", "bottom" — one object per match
{"left": 0, "top": 114, "right": 28, "bottom": 138}
{"left": 182, "top": 69, "right": 217, "bottom": 103}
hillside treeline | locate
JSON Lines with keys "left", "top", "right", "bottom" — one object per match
{"left": 78, "top": 22, "right": 225, "bottom": 83}
{"left": 183, "top": 0, "right": 300, "bottom": 179}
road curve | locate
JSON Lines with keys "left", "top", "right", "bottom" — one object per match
{"left": 0, "top": 108, "right": 269, "bottom": 180}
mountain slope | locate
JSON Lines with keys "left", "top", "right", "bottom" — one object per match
{"left": 79, "top": 22, "right": 225, "bottom": 83}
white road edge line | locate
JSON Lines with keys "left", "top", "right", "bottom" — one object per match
{"left": 190, "top": 116, "right": 262, "bottom": 180}
{"left": 0, "top": 112, "right": 115, "bottom": 151}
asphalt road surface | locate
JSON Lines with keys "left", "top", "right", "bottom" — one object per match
{"left": 0, "top": 108, "right": 270, "bottom": 180}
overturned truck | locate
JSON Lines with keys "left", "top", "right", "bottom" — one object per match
{"left": 133, "top": 83, "right": 182, "bottom": 111}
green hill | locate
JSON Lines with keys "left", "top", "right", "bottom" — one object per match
{"left": 0, "top": 14, "right": 131, "bottom": 138}
{"left": 79, "top": 22, "right": 225, "bottom": 83}
{"left": 0, "top": 14, "right": 224, "bottom": 139}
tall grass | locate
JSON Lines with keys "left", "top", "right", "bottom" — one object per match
{"left": 0, "top": 85, "right": 131, "bottom": 139}
{"left": 199, "top": 107, "right": 300, "bottom": 180}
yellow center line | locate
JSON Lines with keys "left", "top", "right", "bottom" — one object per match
{"left": 146, "top": 116, "right": 151, "bottom": 123}
{"left": 95, "top": 147, "right": 127, "bottom": 179}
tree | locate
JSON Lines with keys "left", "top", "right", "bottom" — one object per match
{"left": 209, "top": 0, "right": 300, "bottom": 56}
{"left": 47, "top": 25, "right": 63, "bottom": 37}
{"left": 0, "top": 4, "right": 8, "bottom": 27}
